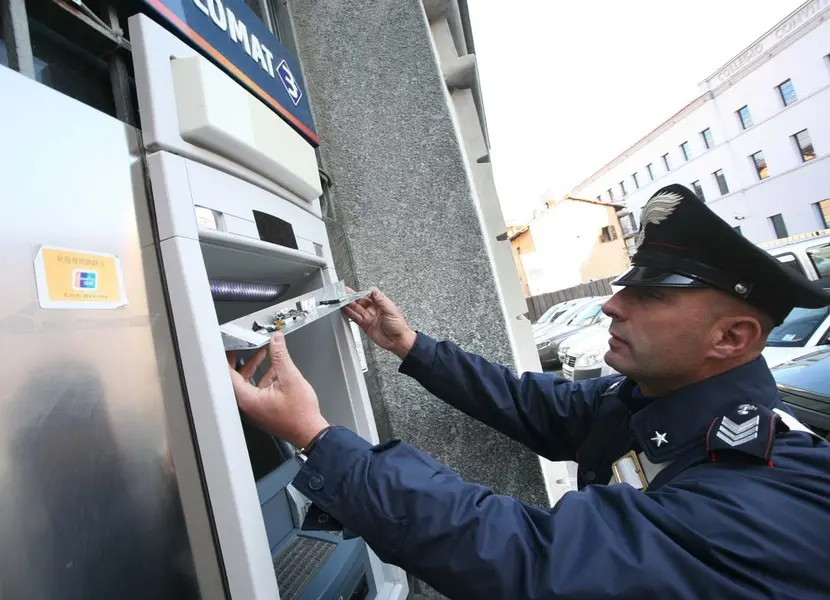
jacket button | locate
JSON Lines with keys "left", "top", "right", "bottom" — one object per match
{"left": 308, "top": 474, "right": 324, "bottom": 491}
{"left": 584, "top": 471, "right": 596, "bottom": 482}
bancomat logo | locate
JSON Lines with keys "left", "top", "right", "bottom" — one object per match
{"left": 277, "top": 60, "right": 303, "bottom": 106}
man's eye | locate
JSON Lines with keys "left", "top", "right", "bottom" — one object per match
{"left": 639, "top": 289, "right": 664, "bottom": 301}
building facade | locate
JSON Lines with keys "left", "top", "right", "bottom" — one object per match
{"left": 570, "top": 0, "right": 830, "bottom": 255}
{"left": 507, "top": 225, "right": 534, "bottom": 297}
{"left": 518, "top": 197, "right": 630, "bottom": 295}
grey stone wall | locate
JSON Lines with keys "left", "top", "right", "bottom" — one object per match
{"left": 288, "top": 0, "right": 549, "bottom": 594}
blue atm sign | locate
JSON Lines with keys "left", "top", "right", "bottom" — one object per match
{"left": 139, "top": 0, "right": 318, "bottom": 146}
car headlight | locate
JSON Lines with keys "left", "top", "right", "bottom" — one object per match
{"left": 575, "top": 351, "right": 603, "bottom": 369}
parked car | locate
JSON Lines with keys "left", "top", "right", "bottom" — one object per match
{"left": 532, "top": 298, "right": 592, "bottom": 334}
{"left": 558, "top": 313, "right": 611, "bottom": 380}
{"left": 567, "top": 287, "right": 830, "bottom": 380}
{"left": 763, "top": 301, "right": 830, "bottom": 368}
{"left": 771, "top": 347, "right": 830, "bottom": 439}
{"left": 535, "top": 296, "right": 609, "bottom": 370}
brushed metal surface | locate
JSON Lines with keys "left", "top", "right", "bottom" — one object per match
{"left": 0, "top": 65, "right": 202, "bottom": 598}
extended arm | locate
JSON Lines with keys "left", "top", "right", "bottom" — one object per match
{"left": 400, "top": 332, "right": 613, "bottom": 460}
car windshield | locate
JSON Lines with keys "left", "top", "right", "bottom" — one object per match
{"left": 537, "top": 305, "right": 564, "bottom": 325}
{"left": 568, "top": 300, "right": 605, "bottom": 326}
{"left": 766, "top": 305, "right": 830, "bottom": 347}
{"left": 772, "top": 349, "right": 830, "bottom": 399}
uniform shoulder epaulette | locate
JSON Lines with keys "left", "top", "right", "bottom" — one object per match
{"left": 706, "top": 403, "right": 786, "bottom": 465}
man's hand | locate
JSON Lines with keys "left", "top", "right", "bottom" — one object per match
{"left": 343, "top": 288, "right": 417, "bottom": 359}
{"left": 227, "top": 332, "right": 329, "bottom": 449}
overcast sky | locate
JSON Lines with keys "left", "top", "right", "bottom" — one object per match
{"left": 467, "top": 0, "right": 807, "bottom": 224}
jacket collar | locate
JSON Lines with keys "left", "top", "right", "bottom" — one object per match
{"left": 624, "top": 356, "right": 778, "bottom": 462}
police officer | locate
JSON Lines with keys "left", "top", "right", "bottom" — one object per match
{"left": 228, "top": 184, "right": 830, "bottom": 599}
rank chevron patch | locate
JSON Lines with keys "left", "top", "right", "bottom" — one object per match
{"left": 715, "top": 415, "right": 760, "bottom": 447}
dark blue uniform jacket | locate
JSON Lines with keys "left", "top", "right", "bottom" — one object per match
{"left": 293, "top": 333, "right": 830, "bottom": 599}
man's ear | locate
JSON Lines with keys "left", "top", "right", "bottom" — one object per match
{"left": 709, "top": 316, "right": 765, "bottom": 359}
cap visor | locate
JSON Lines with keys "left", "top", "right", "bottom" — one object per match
{"left": 612, "top": 266, "right": 709, "bottom": 288}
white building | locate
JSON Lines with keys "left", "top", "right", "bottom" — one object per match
{"left": 570, "top": 0, "right": 830, "bottom": 256}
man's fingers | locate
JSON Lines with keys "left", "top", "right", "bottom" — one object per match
{"left": 342, "top": 304, "right": 361, "bottom": 323}
{"left": 268, "top": 332, "right": 301, "bottom": 378}
{"left": 239, "top": 347, "right": 268, "bottom": 382}
{"left": 370, "top": 288, "right": 396, "bottom": 313}
{"left": 228, "top": 365, "right": 261, "bottom": 413}
{"left": 344, "top": 301, "right": 370, "bottom": 323}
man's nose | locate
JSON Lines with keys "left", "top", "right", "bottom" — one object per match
{"left": 602, "top": 292, "right": 625, "bottom": 320}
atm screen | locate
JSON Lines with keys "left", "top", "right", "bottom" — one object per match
{"left": 241, "top": 420, "right": 289, "bottom": 481}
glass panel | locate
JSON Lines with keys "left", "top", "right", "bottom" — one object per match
{"left": 777, "top": 253, "right": 806, "bottom": 276}
{"left": 680, "top": 142, "right": 691, "bottom": 161}
{"left": 771, "top": 214, "right": 789, "bottom": 239}
{"left": 738, "top": 106, "right": 753, "bottom": 129}
{"left": 714, "top": 170, "right": 729, "bottom": 195}
{"left": 662, "top": 153, "right": 671, "bottom": 171}
{"left": 778, "top": 79, "right": 797, "bottom": 106}
{"left": 702, "top": 128, "right": 714, "bottom": 149}
{"left": 751, "top": 152, "right": 769, "bottom": 179}
{"left": 646, "top": 164, "right": 654, "bottom": 180}
{"left": 807, "top": 243, "right": 830, "bottom": 278}
{"left": 28, "top": 20, "right": 116, "bottom": 119}
{"left": 816, "top": 199, "right": 830, "bottom": 229}
{"left": 767, "top": 306, "right": 830, "bottom": 347}
{"left": 0, "top": 35, "right": 7, "bottom": 68}
{"left": 691, "top": 181, "right": 705, "bottom": 201}
{"left": 795, "top": 130, "right": 816, "bottom": 162}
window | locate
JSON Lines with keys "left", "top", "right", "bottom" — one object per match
{"left": 596, "top": 195, "right": 602, "bottom": 202}
{"left": 680, "top": 141, "right": 691, "bottom": 161}
{"left": 777, "top": 78, "right": 797, "bottom": 106}
{"left": 737, "top": 105, "right": 753, "bottom": 130}
{"left": 793, "top": 129, "right": 816, "bottom": 162}
{"left": 776, "top": 253, "right": 806, "bottom": 277}
{"left": 662, "top": 153, "right": 671, "bottom": 171}
{"left": 691, "top": 180, "right": 705, "bottom": 201}
{"left": 807, "top": 243, "right": 830, "bottom": 278}
{"left": 632, "top": 172, "right": 640, "bottom": 189}
{"left": 0, "top": 32, "right": 7, "bottom": 68}
{"left": 769, "top": 213, "right": 789, "bottom": 239}
{"left": 750, "top": 151, "right": 769, "bottom": 180}
{"left": 600, "top": 226, "right": 618, "bottom": 243}
{"left": 815, "top": 199, "right": 830, "bottom": 229}
{"left": 646, "top": 163, "right": 655, "bottom": 181}
{"left": 607, "top": 188, "right": 615, "bottom": 201}
{"left": 701, "top": 128, "right": 714, "bottom": 150}
{"left": 733, "top": 226, "right": 742, "bottom": 235}
{"left": 713, "top": 169, "right": 730, "bottom": 195}
{"left": 619, "top": 180, "right": 627, "bottom": 197}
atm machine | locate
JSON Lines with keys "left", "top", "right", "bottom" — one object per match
{"left": 122, "top": 9, "right": 407, "bottom": 600}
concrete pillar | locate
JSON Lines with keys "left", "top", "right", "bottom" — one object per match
{"left": 287, "top": 1, "right": 552, "bottom": 594}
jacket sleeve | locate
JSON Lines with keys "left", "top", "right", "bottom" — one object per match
{"left": 398, "top": 332, "right": 614, "bottom": 461}
{"left": 293, "top": 427, "right": 716, "bottom": 600}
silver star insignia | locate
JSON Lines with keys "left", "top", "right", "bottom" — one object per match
{"left": 651, "top": 431, "right": 668, "bottom": 447}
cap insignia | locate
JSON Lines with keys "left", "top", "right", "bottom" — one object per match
{"left": 636, "top": 191, "right": 683, "bottom": 247}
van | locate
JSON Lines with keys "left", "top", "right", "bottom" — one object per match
{"left": 760, "top": 229, "right": 830, "bottom": 284}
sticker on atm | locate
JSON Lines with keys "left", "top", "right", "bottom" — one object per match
{"left": 34, "top": 246, "right": 128, "bottom": 309}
